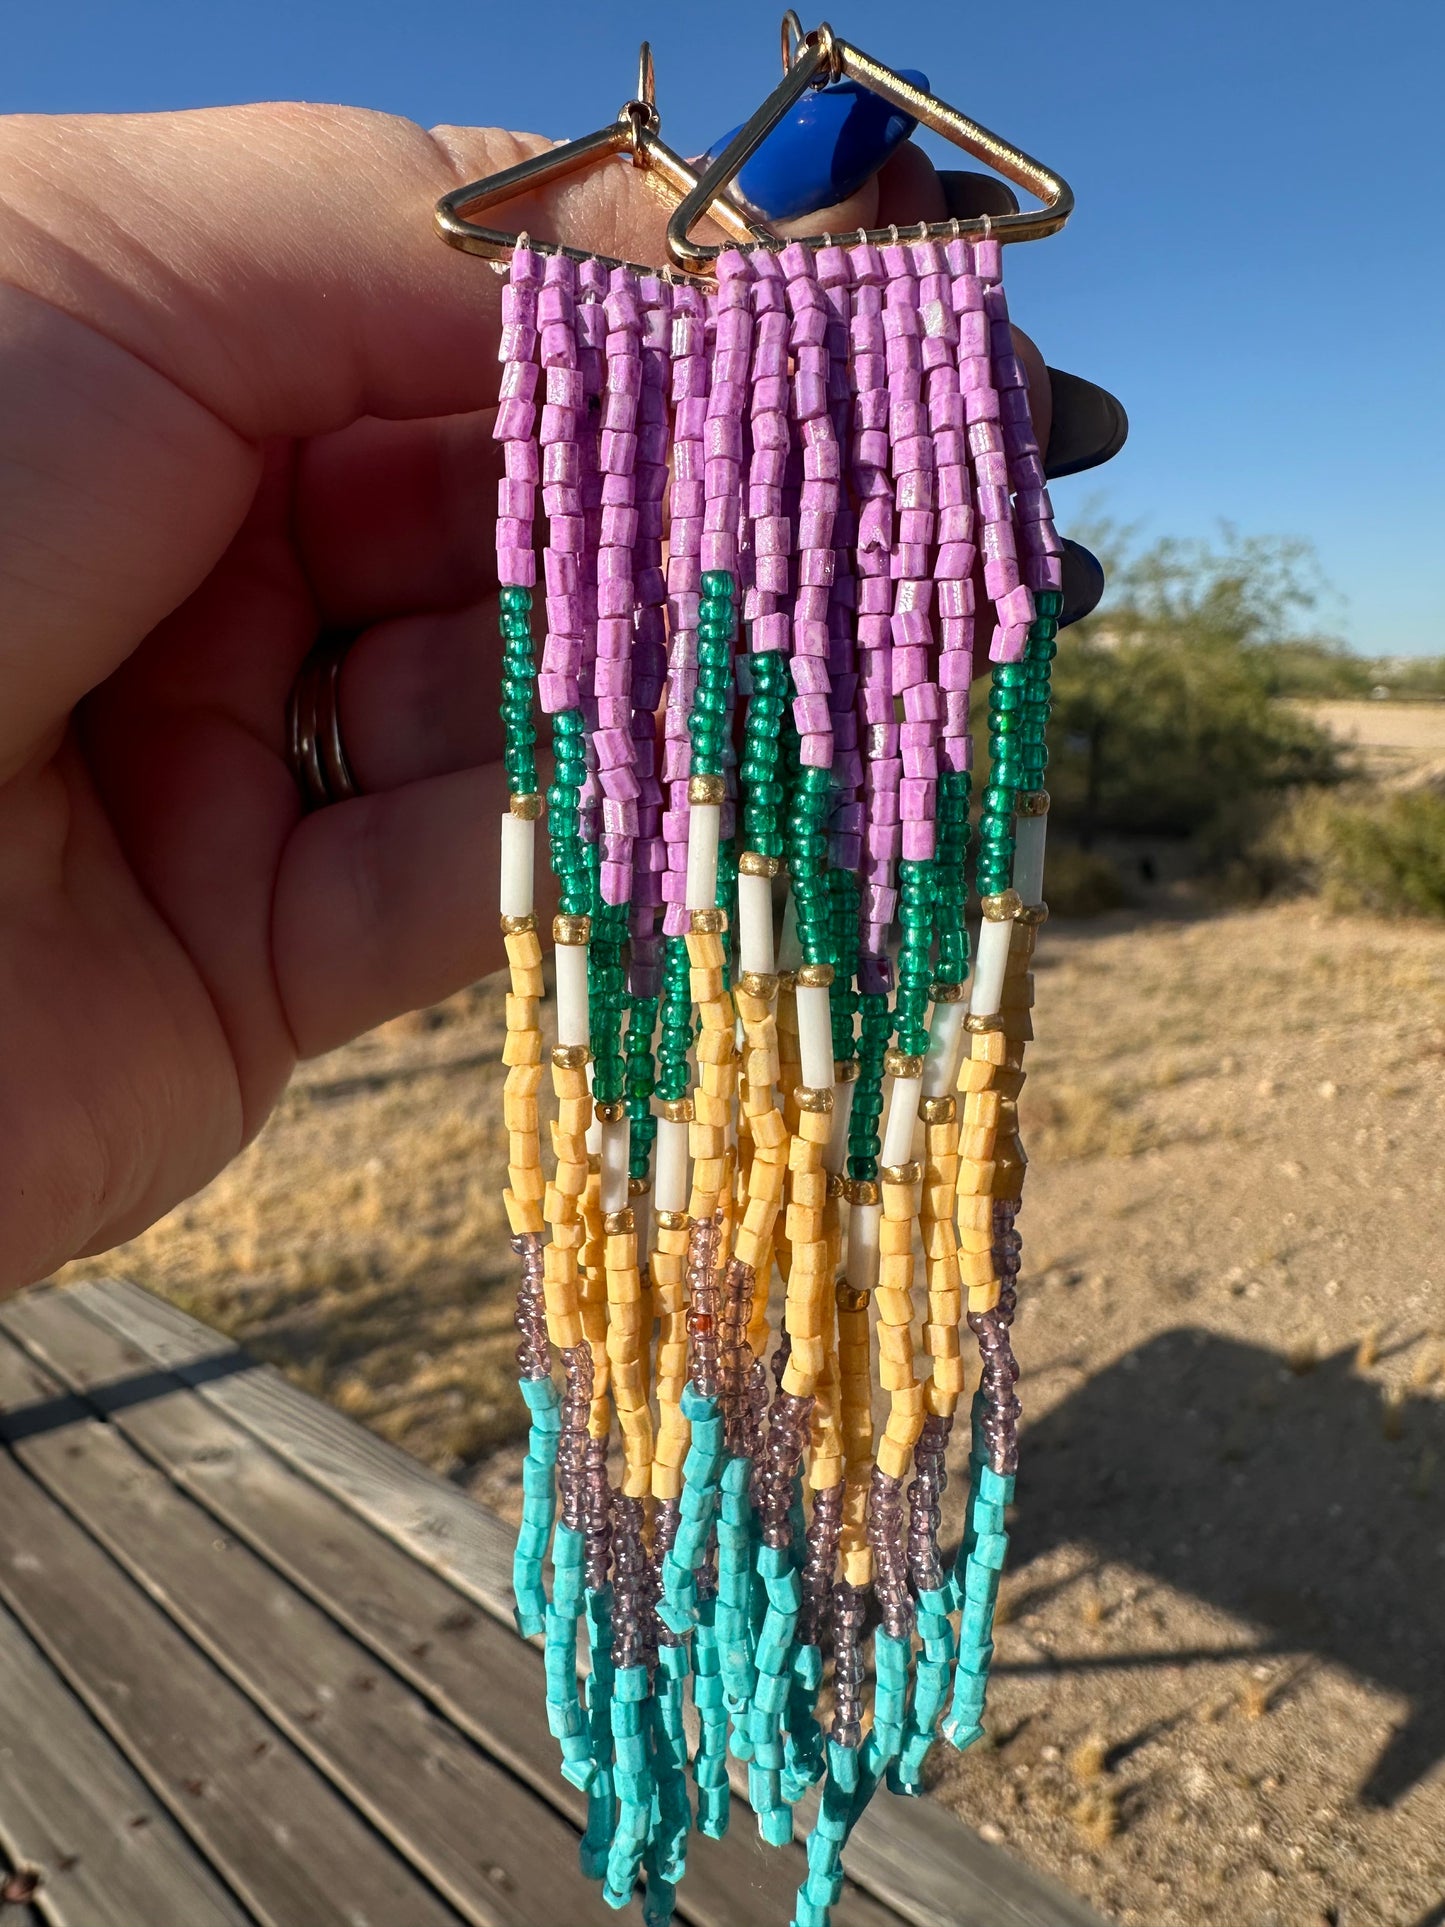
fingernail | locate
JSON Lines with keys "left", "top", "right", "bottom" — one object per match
{"left": 1044, "top": 369, "right": 1129, "bottom": 480}
{"left": 937, "top": 170, "right": 1019, "bottom": 222}
{"left": 700, "top": 68, "right": 930, "bottom": 223}
{"left": 1059, "top": 539, "right": 1106, "bottom": 628}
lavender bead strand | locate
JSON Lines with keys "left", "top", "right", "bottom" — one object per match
{"left": 884, "top": 240, "right": 938, "bottom": 868}
{"left": 629, "top": 275, "right": 673, "bottom": 990}
{"left": 685, "top": 1214, "right": 722, "bottom": 1399}
{"left": 494, "top": 242, "right": 541, "bottom": 594}
{"left": 781, "top": 240, "right": 837, "bottom": 776}
{"left": 611, "top": 1491, "right": 650, "bottom": 1671}
{"left": 537, "top": 253, "right": 583, "bottom": 717}
{"left": 906, "top": 1410, "right": 953, "bottom": 1595}
{"left": 583, "top": 1432, "right": 614, "bottom": 1594}
{"left": 558, "top": 1342, "right": 595, "bottom": 1532}
{"left": 829, "top": 1580, "right": 867, "bottom": 1750}
{"left": 866, "top": 1464, "right": 915, "bottom": 1639}
{"left": 662, "top": 282, "right": 707, "bottom": 935}
{"left": 848, "top": 238, "right": 897, "bottom": 972}
{"left": 819, "top": 242, "right": 863, "bottom": 876}
{"left": 745, "top": 249, "right": 790, "bottom": 664}
{"left": 797, "top": 1479, "right": 843, "bottom": 1648}
{"left": 968, "top": 1197, "right": 1023, "bottom": 1475}
{"left": 512, "top": 1231, "right": 549, "bottom": 1381}
{"left": 593, "top": 266, "right": 643, "bottom": 905}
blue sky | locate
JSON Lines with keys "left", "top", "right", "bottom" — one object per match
{"left": 9, "top": 0, "right": 1442, "bottom": 654}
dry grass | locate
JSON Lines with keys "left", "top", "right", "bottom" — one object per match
{"left": 1068, "top": 1735, "right": 1111, "bottom": 1783}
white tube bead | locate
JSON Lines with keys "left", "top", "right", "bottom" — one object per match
{"left": 795, "top": 983, "right": 833, "bottom": 1092}
{"left": 499, "top": 811, "right": 535, "bottom": 919}
{"left": 1012, "top": 811, "right": 1048, "bottom": 908}
{"left": 881, "top": 1074, "right": 922, "bottom": 1167}
{"left": 585, "top": 1061, "right": 603, "bottom": 1156}
{"left": 737, "top": 868, "right": 776, "bottom": 975}
{"left": 824, "top": 1077, "right": 856, "bottom": 1175}
{"left": 922, "top": 999, "right": 966, "bottom": 1098}
{"left": 846, "top": 1200, "right": 881, "bottom": 1293}
{"left": 555, "top": 941, "right": 589, "bottom": 1049}
{"left": 684, "top": 802, "right": 721, "bottom": 912}
{"left": 970, "top": 916, "right": 1013, "bottom": 1019}
{"left": 655, "top": 1117, "right": 690, "bottom": 1213}
{"left": 599, "top": 1116, "right": 631, "bottom": 1214}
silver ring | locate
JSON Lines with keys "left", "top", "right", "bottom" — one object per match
{"left": 286, "top": 633, "right": 361, "bottom": 810}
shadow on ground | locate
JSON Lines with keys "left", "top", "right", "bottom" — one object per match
{"left": 984, "top": 1329, "right": 1443, "bottom": 1806}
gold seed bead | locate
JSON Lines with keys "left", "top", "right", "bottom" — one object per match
{"left": 980, "top": 889, "right": 1024, "bottom": 922}
{"left": 1018, "top": 901, "right": 1050, "bottom": 926}
{"left": 836, "top": 1282, "right": 871, "bottom": 1312}
{"left": 929, "top": 980, "right": 966, "bottom": 1004}
{"left": 826, "top": 1172, "right": 848, "bottom": 1199}
{"left": 500, "top": 913, "right": 538, "bottom": 936}
{"left": 833, "top": 1058, "right": 860, "bottom": 1083}
{"left": 777, "top": 969, "right": 797, "bottom": 991}
{"left": 848, "top": 1179, "right": 881, "bottom": 1208}
{"left": 920, "top": 1096, "right": 957, "bottom": 1125}
{"left": 736, "top": 969, "right": 779, "bottom": 999}
{"left": 603, "top": 1208, "right": 635, "bottom": 1236}
{"left": 883, "top": 1049, "right": 925, "bottom": 1080}
{"left": 796, "top": 962, "right": 835, "bottom": 989}
{"left": 964, "top": 1012, "right": 1006, "bottom": 1034}
{"left": 1015, "top": 789, "right": 1051, "bottom": 817}
{"left": 794, "top": 1086, "right": 835, "bottom": 1114}
{"left": 688, "top": 773, "right": 727, "bottom": 806}
{"left": 628, "top": 1176, "right": 650, "bottom": 1197}
{"left": 689, "top": 907, "right": 727, "bottom": 935}
{"left": 509, "top": 791, "right": 544, "bottom": 820}
{"left": 656, "top": 1209, "right": 687, "bottom": 1232}
{"left": 552, "top": 1043, "right": 592, "bottom": 1070}
{"left": 658, "top": 1097, "right": 694, "bottom": 1124}
{"left": 738, "top": 850, "right": 780, "bottom": 878}
{"left": 554, "top": 913, "right": 591, "bottom": 946}
{"left": 880, "top": 1160, "right": 922, "bottom": 1186}
{"left": 594, "top": 1099, "right": 626, "bottom": 1125}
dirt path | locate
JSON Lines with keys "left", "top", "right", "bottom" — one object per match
{"left": 59, "top": 902, "right": 1445, "bottom": 1927}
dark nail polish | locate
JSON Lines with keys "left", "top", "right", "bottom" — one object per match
{"left": 1044, "top": 369, "right": 1129, "bottom": 480}
{"left": 1059, "top": 539, "right": 1105, "bottom": 628}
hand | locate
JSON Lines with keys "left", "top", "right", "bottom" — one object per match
{"left": 0, "top": 99, "right": 1120, "bottom": 1286}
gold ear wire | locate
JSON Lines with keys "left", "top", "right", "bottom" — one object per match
{"left": 666, "top": 17, "right": 1073, "bottom": 273}
{"left": 436, "top": 42, "right": 775, "bottom": 277}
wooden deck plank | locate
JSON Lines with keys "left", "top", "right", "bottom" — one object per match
{"left": 67, "top": 1278, "right": 517, "bottom": 1617}
{"left": 0, "top": 1327, "right": 634, "bottom": 1927}
{"left": 0, "top": 1439, "right": 458, "bottom": 1927}
{"left": 8, "top": 1287, "right": 899, "bottom": 1927}
{"left": 73, "top": 1277, "right": 1110, "bottom": 1927}
{"left": 0, "top": 1594, "right": 252, "bottom": 1927}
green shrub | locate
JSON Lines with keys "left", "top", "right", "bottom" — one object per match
{"left": 1275, "top": 788, "right": 1445, "bottom": 918}
{"left": 1042, "top": 632, "right": 1339, "bottom": 845}
{"left": 1039, "top": 842, "right": 1128, "bottom": 918}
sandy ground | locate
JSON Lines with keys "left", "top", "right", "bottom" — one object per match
{"left": 1298, "top": 700, "right": 1445, "bottom": 785}
{"left": 58, "top": 900, "right": 1445, "bottom": 1927}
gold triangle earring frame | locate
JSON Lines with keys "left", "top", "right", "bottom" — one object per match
{"left": 665, "top": 14, "right": 1075, "bottom": 273}
{"left": 436, "top": 42, "right": 776, "bottom": 278}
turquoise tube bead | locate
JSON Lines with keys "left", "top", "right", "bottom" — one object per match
{"left": 512, "top": 1374, "right": 560, "bottom": 1637}
{"left": 691, "top": 1598, "right": 730, "bottom": 1840}
{"left": 579, "top": 1588, "right": 616, "bottom": 1882}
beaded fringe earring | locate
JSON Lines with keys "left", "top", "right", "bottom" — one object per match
{"left": 494, "top": 217, "right": 1062, "bottom": 1927}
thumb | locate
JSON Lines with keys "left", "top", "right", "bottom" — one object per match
{"left": 0, "top": 105, "right": 680, "bottom": 763}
